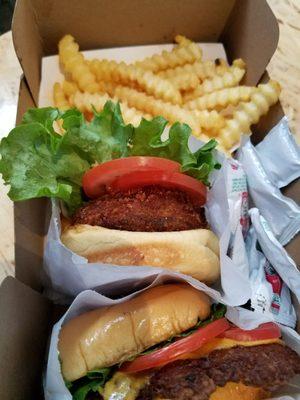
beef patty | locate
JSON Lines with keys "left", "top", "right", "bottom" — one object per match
{"left": 137, "top": 343, "right": 300, "bottom": 400}
{"left": 73, "top": 186, "right": 207, "bottom": 232}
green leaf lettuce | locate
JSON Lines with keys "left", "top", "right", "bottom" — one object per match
{"left": 0, "top": 101, "right": 220, "bottom": 213}
{"left": 68, "top": 367, "right": 112, "bottom": 400}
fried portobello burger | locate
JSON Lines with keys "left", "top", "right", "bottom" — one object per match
{"left": 59, "top": 104, "right": 221, "bottom": 283}
{"left": 58, "top": 284, "right": 300, "bottom": 400}
{"left": 0, "top": 103, "right": 221, "bottom": 284}
{"left": 61, "top": 155, "right": 220, "bottom": 283}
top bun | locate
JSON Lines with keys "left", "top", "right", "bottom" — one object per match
{"left": 58, "top": 284, "right": 210, "bottom": 382}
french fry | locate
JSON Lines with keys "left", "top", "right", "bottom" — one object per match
{"left": 117, "top": 104, "right": 152, "bottom": 127}
{"left": 58, "top": 35, "right": 99, "bottom": 93}
{"left": 115, "top": 86, "right": 197, "bottom": 129}
{"left": 168, "top": 72, "right": 199, "bottom": 90}
{"left": 158, "top": 59, "right": 228, "bottom": 83}
{"left": 53, "top": 119, "right": 66, "bottom": 136}
{"left": 183, "top": 59, "right": 246, "bottom": 102}
{"left": 193, "top": 109, "right": 225, "bottom": 131}
{"left": 54, "top": 34, "right": 281, "bottom": 156}
{"left": 53, "top": 82, "right": 70, "bottom": 110}
{"left": 218, "top": 80, "right": 281, "bottom": 150}
{"left": 70, "top": 91, "right": 151, "bottom": 127}
{"left": 134, "top": 42, "right": 202, "bottom": 72}
{"left": 113, "top": 85, "right": 199, "bottom": 132}
{"left": 98, "top": 80, "right": 139, "bottom": 96}
{"left": 112, "top": 85, "right": 224, "bottom": 134}
{"left": 98, "top": 80, "right": 117, "bottom": 97}
{"left": 69, "top": 91, "right": 110, "bottom": 112}
{"left": 185, "top": 86, "right": 256, "bottom": 111}
{"left": 174, "top": 35, "right": 193, "bottom": 47}
{"left": 90, "top": 59, "right": 182, "bottom": 104}
{"left": 62, "top": 80, "right": 79, "bottom": 98}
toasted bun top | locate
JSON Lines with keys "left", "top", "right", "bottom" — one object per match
{"left": 58, "top": 284, "right": 210, "bottom": 382}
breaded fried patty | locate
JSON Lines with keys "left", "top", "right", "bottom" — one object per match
{"left": 73, "top": 186, "right": 207, "bottom": 232}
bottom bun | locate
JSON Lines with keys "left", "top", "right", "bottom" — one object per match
{"left": 61, "top": 223, "right": 220, "bottom": 283}
{"left": 210, "top": 382, "right": 270, "bottom": 400}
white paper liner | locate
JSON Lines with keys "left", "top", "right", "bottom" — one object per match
{"left": 44, "top": 283, "right": 300, "bottom": 400}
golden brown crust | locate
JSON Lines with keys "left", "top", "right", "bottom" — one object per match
{"left": 58, "top": 284, "right": 211, "bottom": 382}
{"left": 61, "top": 223, "right": 220, "bottom": 283}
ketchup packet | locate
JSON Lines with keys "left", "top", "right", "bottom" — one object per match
{"left": 246, "top": 225, "right": 296, "bottom": 328}
{"left": 238, "top": 138, "right": 300, "bottom": 246}
{"left": 205, "top": 152, "right": 250, "bottom": 305}
{"left": 256, "top": 117, "right": 300, "bottom": 189}
{"left": 249, "top": 208, "right": 300, "bottom": 307}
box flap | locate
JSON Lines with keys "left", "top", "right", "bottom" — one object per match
{"left": 221, "top": 0, "right": 279, "bottom": 85}
{"left": 12, "top": 0, "right": 279, "bottom": 102}
{"left": 14, "top": 197, "right": 50, "bottom": 291}
{"left": 12, "top": 0, "right": 43, "bottom": 105}
{"left": 12, "top": 0, "right": 235, "bottom": 103}
{"left": 15, "top": 76, "right": 36, "bottom": 123}
{"left": 0, "top": 277, "right": 52, "bottom": 400}
{"left": 14, "top": 78, "right": 51, "bottom": 291}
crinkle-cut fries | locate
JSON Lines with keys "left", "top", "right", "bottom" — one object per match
{"left": 53, "top": 34, "right": 280, "bottom": 153}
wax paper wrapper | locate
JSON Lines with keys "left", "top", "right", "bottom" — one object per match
{"left": 44, "top": 280, "right": 300, "bottom": 400}
{"left": 238, "top": 131, "right": 300, "bottom": 246}
{"left": 43, "top": 142, "right": 251, "bottom": 305}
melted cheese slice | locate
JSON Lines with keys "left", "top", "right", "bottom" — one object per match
{"left": 102, "top": 372, "right": 149, "bottom": 400}
{"left": 210, "top": 382, "right": 270, "bottom": 400}
{"left": 101, "top": 338, "right": 281, "bottom": 400}
{"left": 179, "top": 337, "right": 283, "bottom": 360}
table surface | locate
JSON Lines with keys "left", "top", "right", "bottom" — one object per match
{"left": 0, "top": 0, "right": 299, "bottom": 284}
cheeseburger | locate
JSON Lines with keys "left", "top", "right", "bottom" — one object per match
{"left": 58, "top": 284, "right": 300, "bottom": 400}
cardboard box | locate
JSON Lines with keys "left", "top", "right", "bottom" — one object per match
{"left": 0, "top": 0, "right": 299, "bottom": 399}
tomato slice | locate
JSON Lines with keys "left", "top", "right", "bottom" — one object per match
{"left": 108, "top": 170, "right": 207, "bottom": 206}
{"left": 82, "top": 157, "right": 181, "bottom": 198}
{"left": 120, "top": 318, "right": 230, "bottom": 373}
{"left": 219, "top": 322, "right": 281, "bottom": 342}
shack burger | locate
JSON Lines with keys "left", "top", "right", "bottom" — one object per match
{"left": 58, "top": 284, "right": 300, "bottom": 400}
